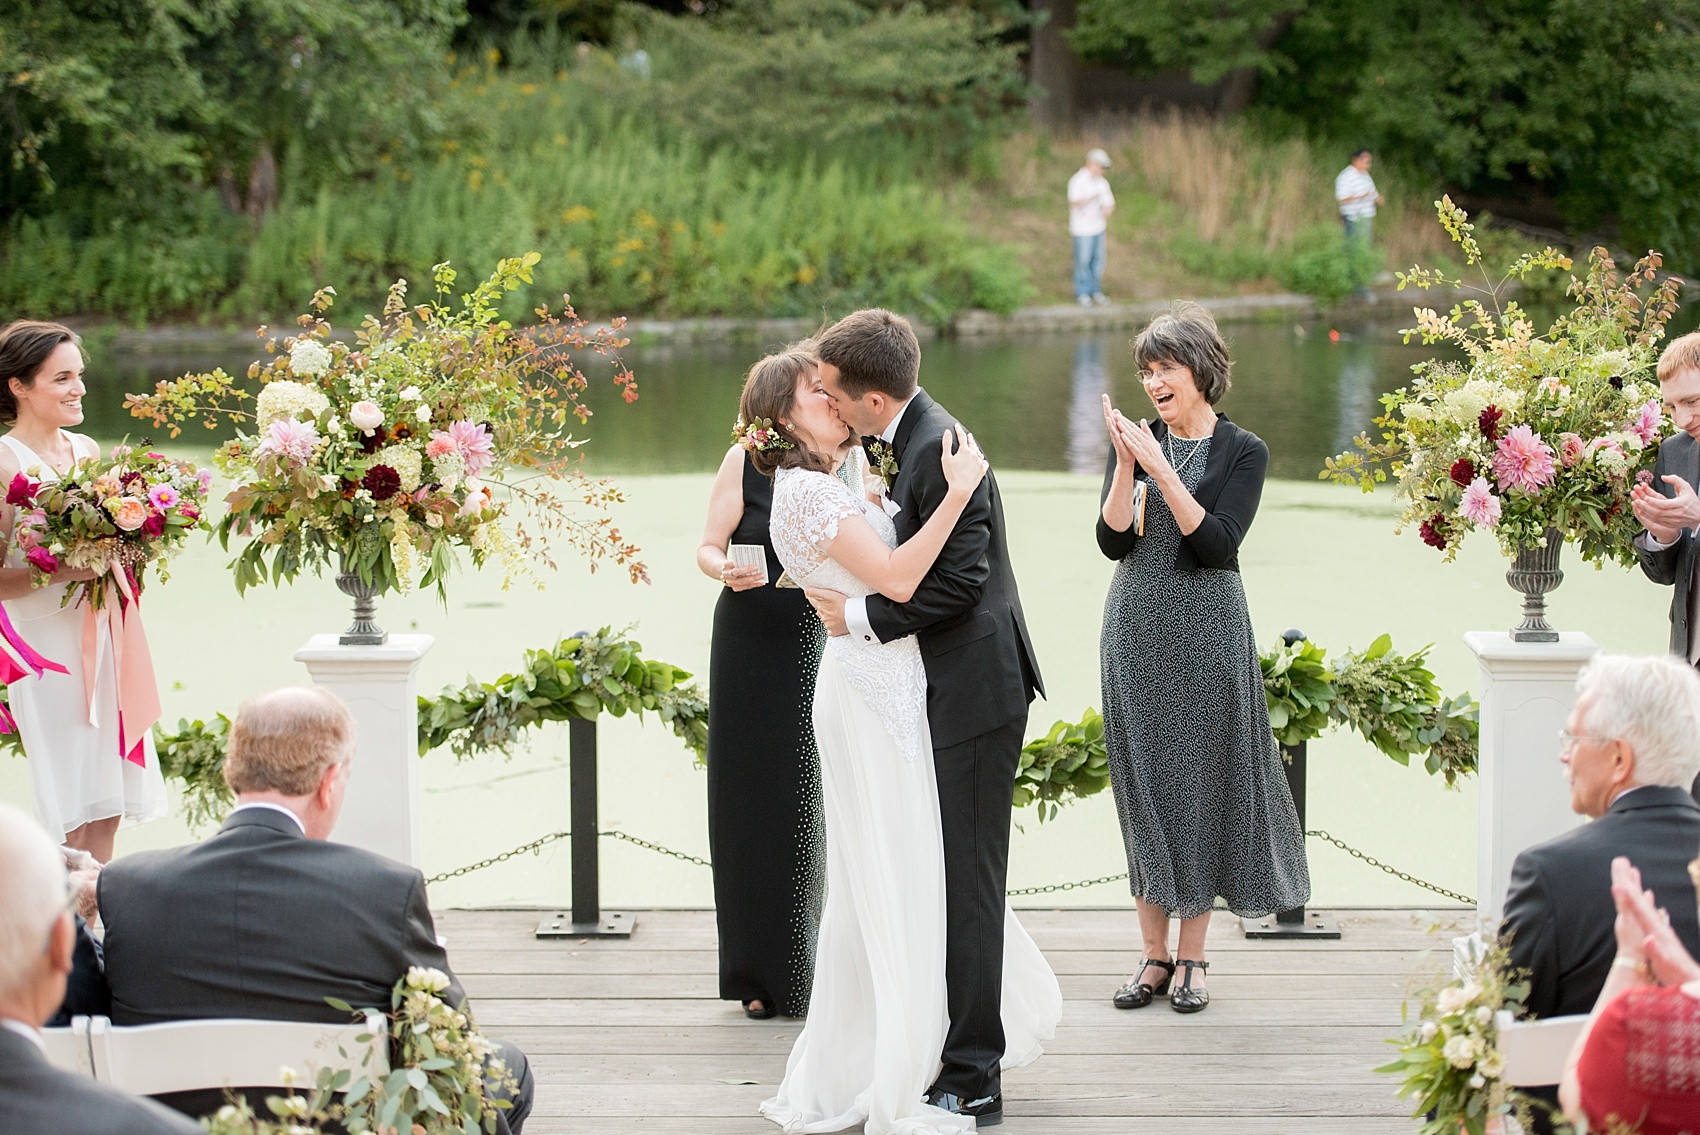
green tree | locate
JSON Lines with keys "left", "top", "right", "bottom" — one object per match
{"left": 1070, "top": 0, "right": 1700, "bottom": 271}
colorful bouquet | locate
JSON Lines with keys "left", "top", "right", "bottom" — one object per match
{"left": 7, "top": 444, "right": 210, "bottom": 610}
{"left": 127, "top": 253, "right": 647, "bottom": 598}
{"left": 1325, "top": 198, "right": 1681, "bottom": 568}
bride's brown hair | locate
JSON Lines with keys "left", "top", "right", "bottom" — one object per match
{"left": 737, "top": 347, "right": 836, "bottom": 477}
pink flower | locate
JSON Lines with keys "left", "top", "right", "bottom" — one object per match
{"left": 1459, "top": 478, "right": 1502, "bottom": 527}
{"left": 254, "top": 418, "right": 320, "bottom": 466}
{"left": 107, "top": 497, "right": 148, "bottom": 532}
{"left": 1557, "top": 432, "right": 1585, "bottom": 468}
{"left": 5, "top": 473, "right": 38, "bottom": 507}
{"left": 197, "top": 468, "right": 213, "bottom": 494}
{"left": 24, "top": 545, "right": 58, "bottom": 573}
{"left": 349, "top": 401, "right": 384, "bottom": 435}
{"left": 147, "top": 484, "right": 180, "bottom": 511}
{"left": 15, "top": 525, "right": 38, "bottom": 550}
{"left": 1492, "top": 425, "right": 1557, "bottom": 494}
{"left": 141, "top": 510, "right": 165, "bottom": 538}
{"left": 425, "top": 432, "right": 457, "bottom": 459}
{"left": 1632, "top": 399, "right": 1663, "bottom": 447}
{"left": 446, "top": 420, "right": 495, "bottom": 475}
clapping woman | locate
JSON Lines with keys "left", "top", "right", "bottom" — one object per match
{"left": 1096, "top": 303, "right": 1308, "bottom": 1014}
{"left": 0, "top": 321, "right": 166, "bottom": 862}
{"left": 697, "top": 347, "right": 852, "bottom": 1020}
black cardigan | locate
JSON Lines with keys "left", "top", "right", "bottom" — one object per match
{"left": 1095, "top": 413, "right": 1269, "bottom": 572}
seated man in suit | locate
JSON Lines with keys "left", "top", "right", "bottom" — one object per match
{"left": 99, "top": 686, "right": 534, "bottom": 1131}
{"left": 0, "top": 801, "right": 200, "bottom": 1134}
{"left": 1502, "top": 653, "right": 1700, "bottom": 1129}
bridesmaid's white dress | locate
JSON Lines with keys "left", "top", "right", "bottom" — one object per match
{"left": 760, "top": 462, "right": 1060, "bottom": 1135}
{"left": 1, "top": 433, "right": 165, "bottom": 839}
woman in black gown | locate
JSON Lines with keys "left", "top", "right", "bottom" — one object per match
{"left": 698, "top": 348, "right": 848, "bottom": 1019}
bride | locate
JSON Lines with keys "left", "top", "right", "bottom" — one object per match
{"left": 732, "top": 348, "right": 1060, "bottom": 1135}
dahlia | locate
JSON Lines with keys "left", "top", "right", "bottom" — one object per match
{"left": 1459, "top": 478, "right": 1502, "bottom": 527}
{"left": 1491, "top": 425, "right": 1556, "bottom": 493}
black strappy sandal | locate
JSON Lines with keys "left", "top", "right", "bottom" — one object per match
{"left": 1170, "top": 959, "right": 1209, "bottom": 1013}
{"left": 743, "top": 999, "right": 778, "bottom": 1020}
{"left": 1112, "top": 957, "right": 1175, "bottom": 1009}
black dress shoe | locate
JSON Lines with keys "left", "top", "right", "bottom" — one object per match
{"left": 925, "top": 1088, "right": 1002, "bottom": 1126}
{"left": 742, "top": 1000, "right": 778, "bottom": 1020}
{"left": 1170, "top": 958, "right": 1209, "bottom": 1014}
{"left": 1112, "top": 957, "right": 1174, "bottom": 1009}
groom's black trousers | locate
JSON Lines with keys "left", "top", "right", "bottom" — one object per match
{"left": 933, "top": 714, "right": 1027, "bottom": 1101}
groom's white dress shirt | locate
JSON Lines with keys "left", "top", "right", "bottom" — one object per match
{"left": 845, "top": 393, "right": 918, "bottom": 646}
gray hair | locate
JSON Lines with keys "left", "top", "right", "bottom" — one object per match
{"left": 0, "top": 802, "right": 69, "bottom": 1002}
{"left": 1133, "top": 302, "right": 1233, "bottom": 405}
{"left": 1576, "top": 653, "right": 1700, "bottom": 789}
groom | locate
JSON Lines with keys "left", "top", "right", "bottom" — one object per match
{"left": 808, "top": 309, "right": 1045, "bottom": 1125}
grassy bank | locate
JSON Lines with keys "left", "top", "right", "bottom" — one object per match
{"left": 2, "top": 56, "right": 1476, "bottom": 326}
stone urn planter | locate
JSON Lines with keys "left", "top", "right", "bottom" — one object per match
{"left": 1504, "top": 527, "right": 1563, "bottom": 643}
{"left": 336, "top": 556, "right": 388, "bottom": 646}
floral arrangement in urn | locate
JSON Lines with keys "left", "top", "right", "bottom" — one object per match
{"left": 128, "top": 254, "right": 645, "bottom": 639}
{"left": 1326, "top": 199, "right": 1680, "bottom": 637}
{"left": 8, "top": 444, "right": 210, "bottom": 610}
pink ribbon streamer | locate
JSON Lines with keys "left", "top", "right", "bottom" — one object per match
{"left": 80, "top": 566, "right": 160, "bottom": 768}
{"left": 0, "top": 593, "right": 71, "bottom": 744}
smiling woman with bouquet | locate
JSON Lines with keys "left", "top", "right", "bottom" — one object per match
{"left": 0, "top": 322, "right": 207, "bottom": 861}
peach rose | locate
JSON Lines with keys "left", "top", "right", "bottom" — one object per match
{"left": 107, "top": 497, "right": 149, "bottom": 532}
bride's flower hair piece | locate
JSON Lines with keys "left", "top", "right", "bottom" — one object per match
{"left": 731, "top": 416, "right": 793, "bottom": 455}
{"left": 736, "top": 346, "right": 836, "bottom": 478}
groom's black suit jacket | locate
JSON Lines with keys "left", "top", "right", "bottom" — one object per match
{"left": 863, "top": 389, "right": 1044, "bottom": 747}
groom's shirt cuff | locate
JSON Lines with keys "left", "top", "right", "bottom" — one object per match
{"left": 845, "top": 597, "right": 881, "bottom": 645}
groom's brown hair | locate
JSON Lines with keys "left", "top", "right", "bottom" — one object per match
{"left": 815, "top": 309, "right": 920, "bottom": 401}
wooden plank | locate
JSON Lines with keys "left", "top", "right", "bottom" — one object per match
{"left": 526, "top": 1118, "right": 1417, "bottom": 1135}
{"left": 470, "top": 997, "right": 1405, "bottom": 1029}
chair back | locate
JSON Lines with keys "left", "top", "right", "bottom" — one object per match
{"left": 1494, "top": 1010, "right": 1589, "bottom": 1086}
{"left": 39, "top": 1015, "right": 93, "bottom": 1076}
{"left": 89, "top": 1013, "right": 388, "bottom": 1097}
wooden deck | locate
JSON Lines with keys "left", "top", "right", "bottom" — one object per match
{"left": 441, "top": 907, "right": 1467, "bottom": 1134}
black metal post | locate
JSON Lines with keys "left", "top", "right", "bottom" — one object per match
{"left": 535, "top": 713, "right": 634, "bottom": 938}
{"left": 1242, "top": 628, "right": 1341, "bottom": 940}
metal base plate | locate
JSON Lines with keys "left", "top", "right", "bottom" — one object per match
{"left": 535, "top": 911, "right": 635, "bottom": 939}
{"left": 1241, "top": 911, "right": 1341, "bottom": 939}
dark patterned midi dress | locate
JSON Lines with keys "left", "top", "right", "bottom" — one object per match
{"left": 706, "top": 452, "right": 826, "bottom": 1016}
{"left": 1100, "top": 437, "right": 1311, "bottom": 920}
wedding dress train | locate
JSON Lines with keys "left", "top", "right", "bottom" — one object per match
{"left": 760, "top": 463, "right": 1060, "bottom": 1135}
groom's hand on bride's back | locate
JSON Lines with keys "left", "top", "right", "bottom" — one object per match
{"left": 805, "top": 587, "right": 849, "bottom": 636}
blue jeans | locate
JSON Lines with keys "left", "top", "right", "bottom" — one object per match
{"left": 1073, "top": 233, "right": 1106, "bottom": 299}
{"left": 1342, "top": 215, "right": 1374, "bottom": 244}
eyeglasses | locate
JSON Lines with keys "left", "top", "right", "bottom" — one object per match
{"left": 1558, "top": 730, "right": 1608, "bottom": 754}
{"left": 1139, "top": 363, "right": 1186, "bottom": 384}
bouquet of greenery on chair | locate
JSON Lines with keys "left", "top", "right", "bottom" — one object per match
{"left": 127, "top": 253, "right": 646, "bottom": 643}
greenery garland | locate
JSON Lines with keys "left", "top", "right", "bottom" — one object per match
{"left": 1016, "top": 633, "right": 1481, "bottom": 822}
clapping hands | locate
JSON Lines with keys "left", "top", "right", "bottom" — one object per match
{"left": 1611, "top": 855, "right": 1700, "bottom": 986}
{"left": 1101, "top": 395, "right": 1172, "bottom": 482}
{"left": 1631, "top": 475, "right": 1700, "bottom": 544}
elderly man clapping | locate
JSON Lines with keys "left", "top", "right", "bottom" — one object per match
{"left": 0, "top": 801, "right": 199, "bottom": 1133}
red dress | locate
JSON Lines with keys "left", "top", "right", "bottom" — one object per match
{"left": 1577, "top": 985, "right": 1700, "bottom": 1134}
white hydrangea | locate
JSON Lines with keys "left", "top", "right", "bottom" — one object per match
{"left": 288, "top": 339, "right": 334, "bottom": 377}
{"left": 255, "top": 380, "right": 330, "bottom": 429}
{"left": 431, "top": 450, "right": 465, "bottom": 489}
{"left": 1590, "top": 349, "right": 1632, "bottom": 378}
{"left": 1594, "top": 443, "right": 1631, "bottom": 476}
{"left": 375, "top": 444, "right": 424, "bottom": 492}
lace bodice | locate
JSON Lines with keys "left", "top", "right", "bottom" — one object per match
{"left": 770, "top": 462, "right": 926, "bottom": 762}
{"left": 770, "top": 464, "right": 897, "bottom": 594}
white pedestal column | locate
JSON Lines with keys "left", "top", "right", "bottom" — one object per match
{"left": 294, "top": 634, "right": 434, "bottom": 867}
{"left": 1465, "top": 630, "right": 1599, "bottom": 923}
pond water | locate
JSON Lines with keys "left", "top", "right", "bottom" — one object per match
{"left": 84, "top": 314, "right": 1439, "bottom": 478}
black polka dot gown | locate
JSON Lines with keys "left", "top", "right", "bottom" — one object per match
{"left": 1100, "top": 438, "right": 1311, "bottom": 920}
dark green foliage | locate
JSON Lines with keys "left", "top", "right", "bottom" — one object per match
{"left": 1071, "top": 0, "right": 1700, "bottom": 272}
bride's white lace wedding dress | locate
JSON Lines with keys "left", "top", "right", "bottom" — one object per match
{"left": 759, "top": 460, "right": 1061, "bottom": 1135}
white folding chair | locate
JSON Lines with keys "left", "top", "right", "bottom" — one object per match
{"left": 1495, "top": 1009, "right": 1589, "bottom": 1086}
{"left": 39, "top": 1015, "right": 94, "bottom": 1076}
{"left": 88, "top": 1012, "right": 388, "bottom": 1096}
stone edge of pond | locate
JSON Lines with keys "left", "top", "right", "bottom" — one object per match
{"left": 87, "top": 289, "right": 1441, "bottom": 355}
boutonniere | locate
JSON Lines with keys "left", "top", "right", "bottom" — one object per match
{"left": 867, "top": 439, "right": 899, "bottom": 487}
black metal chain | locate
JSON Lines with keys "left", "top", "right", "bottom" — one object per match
{"left": 426, "top": 826, "right": 1476, "bottom": 906}
{"left": 1305, "top": 828, "right": 1477, "bottom": 906}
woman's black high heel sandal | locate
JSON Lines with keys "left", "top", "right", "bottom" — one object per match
{"left": 743, "top": 999, "right": 778, "bottom": 1020}
{"left": 1170, "top": 959, "right": 1209, "bottom": 1013}
{"left": 1112, "top": 958, "right": 1175, "bottom": 1009}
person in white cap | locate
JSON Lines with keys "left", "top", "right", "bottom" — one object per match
{"left": 1068, "top": 148, "right": 1116, "bottom": 306}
